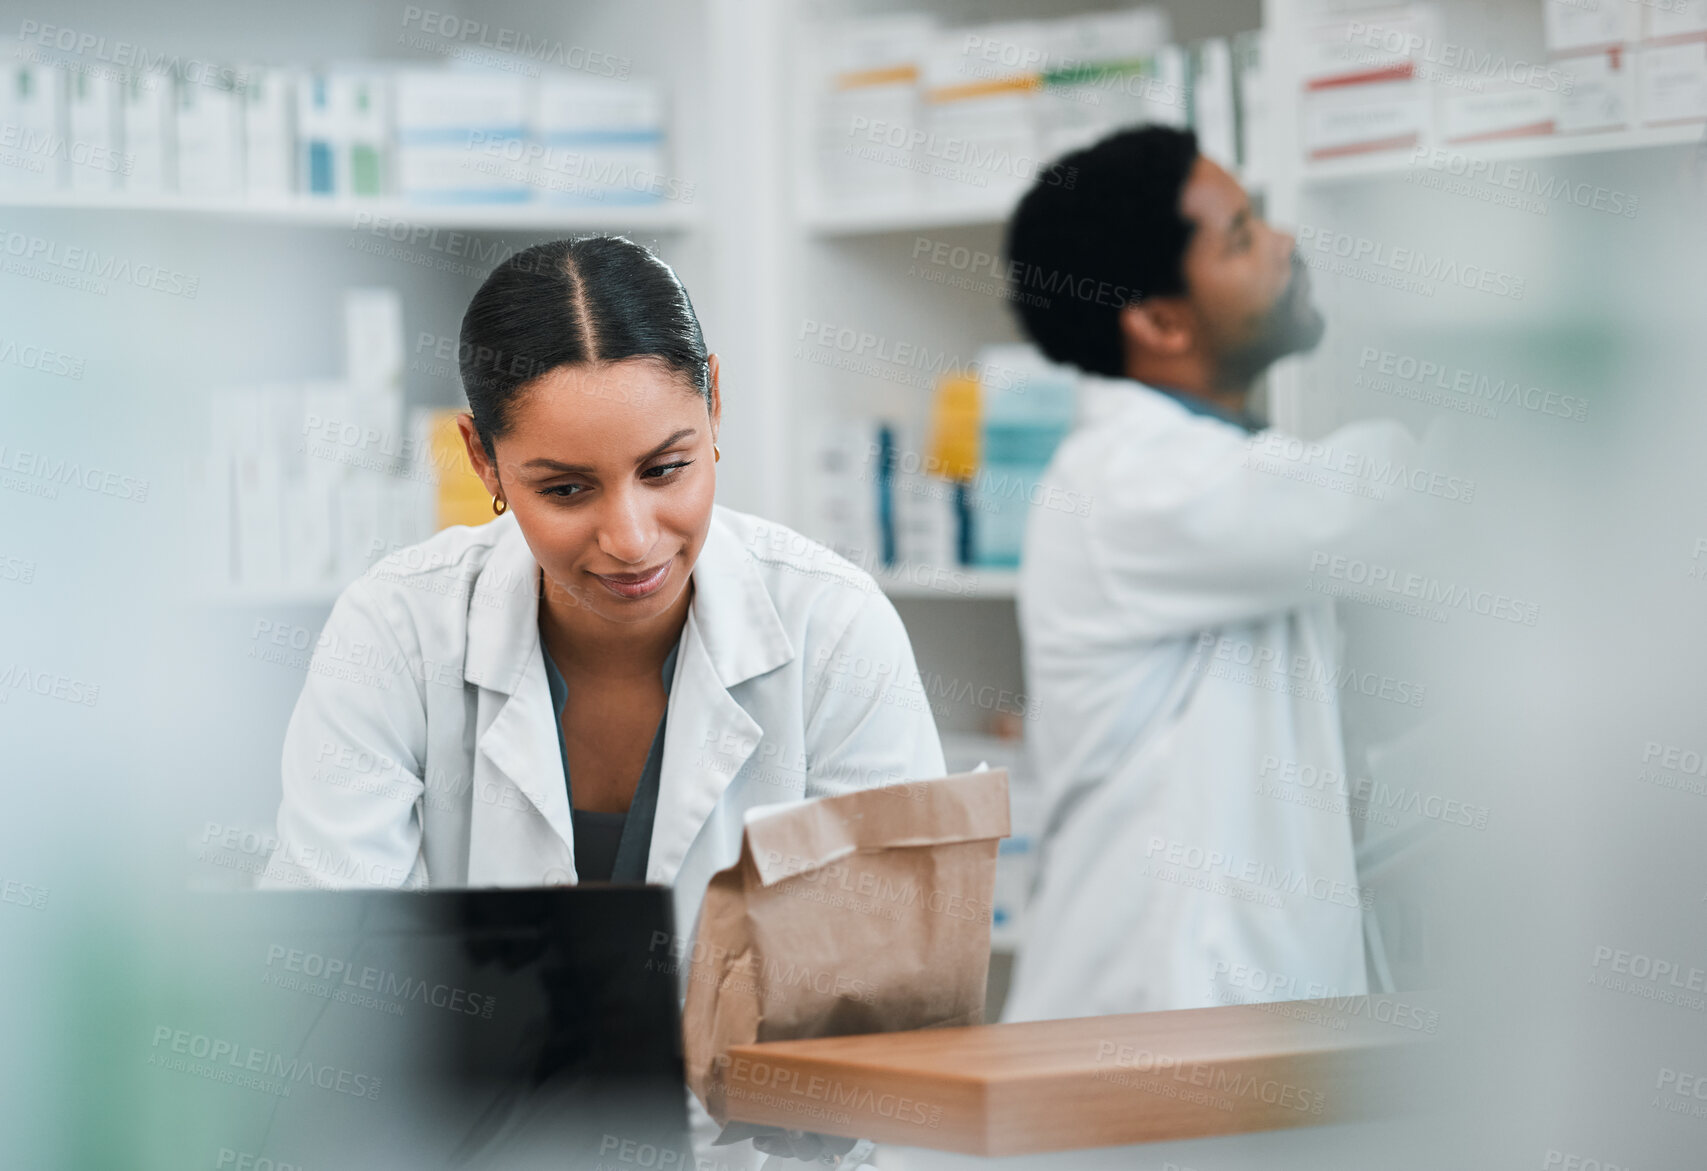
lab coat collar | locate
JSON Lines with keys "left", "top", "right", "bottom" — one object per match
{"left": 461, "top": 507, "right": 795, "bottom": 694}
{"left": 460, "top": 508, "right": 791, "bottom": 887}
{"left": 1078, "top": 373, "right": 1263, "bottom": 434}
{"left": 686, "top": 505, "right": 796, "bottom": 687}
{"left": 462, "top": 512, "right": 544, "bottom": 694}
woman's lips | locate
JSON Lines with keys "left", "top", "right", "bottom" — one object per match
{"left": 591, "top": 559, "right": 672, "bottom": 600}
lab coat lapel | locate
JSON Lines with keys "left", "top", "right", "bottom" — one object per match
{"left": 462, "top": 515, "right": 576, "bottom": 880}
{"left": 647, "top": 510, "right": 794, "bottom": 885}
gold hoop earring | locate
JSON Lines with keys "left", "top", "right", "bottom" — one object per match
{"left": 713, "top": 444, "right": 721, "bottom": 463}
{"left": 492, "top": 495, "right": 507, "bottom": 516}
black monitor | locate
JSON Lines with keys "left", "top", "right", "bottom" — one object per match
{"left": 140, "top": 886, "right": 694, "bottom": 1171}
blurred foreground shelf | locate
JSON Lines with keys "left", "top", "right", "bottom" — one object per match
{"left": 723, "top": 994, "right": 1433, "bottom": 1157}
{"left": 0, "top": 191, "right": 701, "bottom": 232}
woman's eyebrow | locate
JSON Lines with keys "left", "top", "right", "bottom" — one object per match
{"left": 521, "top": 428, "right": 699, "bottom": 474}
{"left": 641, "top": 427, "right": 698, "bottom": 460}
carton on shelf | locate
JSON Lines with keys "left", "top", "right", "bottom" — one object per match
{"left": 121, "top": 69, "right": 174, "bottom": 194}
{"left": 0, "top": 59, "right": 63, "bottom": 192}
{"left": 1302, "top": 77, "right": 1431, "bottom": 158}
{"left": 532, "top": 74, "right": 667, "bottom": 206}
{"left": 813, "top": 13, "right": 937, "bottom": 209}
{"left": 66, "top": 66, "right": 121, "bottom": 192}
{"left": 1638, "top": 40, "right": 1707, "bottom": 124}
{"left": 1556, "top": 48, "right": 1635, "bottom": 132}
{"left": 175, "top": 71, "right": 243, "bottom": 197}
{"left": 1299, "top": 7, "right": 1436, "bottom": 159}
{"left": 297, "top": 72, "right": 388, "bottom": 199}
{"left": 1645, "top": 0, "right": 1707, "bottom": 43}
{"left": 394, "top": 69, "right": 527, "bottom": 204}
{"left": 1191, "top": 37, "right": 1239, "bottom": 170}
{"left": 1036, "top": 8, "right": 1179, "bottom": 162}
{"left": 919, "top": 20, "right": 1048, "bottom": 205}
{"left": 1441, "top": 81, "right": 1558, "bottom": 143}
{"left": 1543, "top": 0, "right": 1640, "bottom": 56}
{"left": 241, "top": 68, "right": 294, "bottom": 199}
{"left": 1234, "top": 29, "right": 1270, "bottom": 184}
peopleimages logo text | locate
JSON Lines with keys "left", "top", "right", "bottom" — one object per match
{"left": 1297, "top": 225, "right": 1524, "bottom": 299}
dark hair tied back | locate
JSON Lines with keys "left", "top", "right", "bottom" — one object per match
{"left": 1006, "top": 125, "right": 1200, "bottom": 377}
{"left": 458, "top": 235, "right": 711, "bottom": 459}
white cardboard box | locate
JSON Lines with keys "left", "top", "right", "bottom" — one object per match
{"left": 175, "top": 74, "right": 242, "bottom": 197}
{"left": 1302, "top": 6, "right": 1435, "bottom": 89}
{"left": 1544, "top": 0, "right": 1641, "bottom": 56}
{"left": 394, "top": 70, "right": 526, "bottom": 202}
{"left": 121, "top": 69, "right": 173, "bottom": 194}
{"left": 1234, "top": 29, "right": 1270, "bottom": 183}
{"left": 297, "top": 72, "right": 389, "bottom": 199}
{"left": 1646, "top": 0, "right": 1707, "bottom": 42}
{"left": 1302, "top": 77, "right": 1431, "bottom": 157}
{"left": 343, "top": 287, "right": 405, "bottom": 395}
{"left": 0, "top": 60, "right": 62, "bottom": 191}
{"left": 241, "top": 68, "right": 294, "bottom": 199}
{"left": 813, "top": 13, "right": 937, "bottom": 208}
{"left": 65, "top": 67, "right": 122, "bottom": 192}
{"left": 1441, "top": 82, "right": 1558, "bottom": 142}
{"left": 1192, "top": 39, "right": 1238, "bottom": 170}
{"left": 533, "top": 74, "right": 667, "bottom": 205}
{"left": 1638, "top": 40, "right": 1707, "bottom": 122}
{"left": 920, "top": 21, "right": 1045, "bottom": 203}
{"left": 1556, "top": 47, "right": 1636, "bottom": 131}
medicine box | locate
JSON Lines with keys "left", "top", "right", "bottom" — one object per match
{"left": 1543, "top": 0, "right": 1640, "bottom": 56}
{"left": 66, "top": 66, "right": 121, "bottom": 192}
{"left": 0, "top": 60, "right": 62, "bottom": 191}
{"left": 394, "top": 70, "right": 527, "bottom": 203}
{"left": 1556, "top": 48, "right": 1635, "bottom": 132}
{"left": 1638, "top": 40, "right": 1707, "bottom": 122}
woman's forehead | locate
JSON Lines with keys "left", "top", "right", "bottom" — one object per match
{"left": 503, "top": 361, "right": 706, "bottom": 458}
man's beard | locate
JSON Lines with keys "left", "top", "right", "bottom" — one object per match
{"left": 1221, "top": 254, "right": 1325, "bottom": 388}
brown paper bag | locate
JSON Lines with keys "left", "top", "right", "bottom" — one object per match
{"left": 681, "top": 768, "right": 1011, "bottom": 1126}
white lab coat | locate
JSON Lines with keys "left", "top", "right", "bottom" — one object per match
{"left": 259, "top": 504, "right": 946, "bottom": 938}
{"left": 260, "top": 504, "right": 940, "bottom": 1170}
{"left": 1002, "top": 375, "right": 1422, "bottom": 1022}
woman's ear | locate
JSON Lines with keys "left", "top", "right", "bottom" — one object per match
{"left": 455, "top": 413, "right": 503, "bottom": 498}
{"left": 705, "top": 353, "right": 723, "bottom": 439}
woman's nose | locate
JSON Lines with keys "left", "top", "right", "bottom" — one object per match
{"left": 596, "top": 490, "right": 657, "bottom": 563}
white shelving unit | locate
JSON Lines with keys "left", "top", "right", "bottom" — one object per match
{"left": 772, "top": 0, "right": 1707, "bottom": 755}
{"left": 803, "top": 170, "right": 1265, "bottom": 236}
{"left": 1298, "top": 122, "right": 1707, "bottom": 185}
{"left": 0, "top": 191, "right": 702, "bottom": 231}
{"left": 800, "top": 193, "right": 1021, "bottom": 236}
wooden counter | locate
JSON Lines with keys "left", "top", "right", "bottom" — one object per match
{"left": 721, "top": 994, "right": 1435, "bottom": 1157}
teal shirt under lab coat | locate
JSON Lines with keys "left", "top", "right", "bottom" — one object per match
{"left": 540, "top": 636, "right": 680, "bottom": 883}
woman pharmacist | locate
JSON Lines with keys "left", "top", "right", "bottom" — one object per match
{"left": 260, "top": 236, "right": 944, "bottom": 939}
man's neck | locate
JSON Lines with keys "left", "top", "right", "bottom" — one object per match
{"left": 1123, "top": 361, "right": 1252, "bottom": 419}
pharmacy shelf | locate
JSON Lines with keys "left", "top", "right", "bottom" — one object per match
{"left": 801, "top": 193, "right": 1022, "bottom": 237}
{"left": 1300, "top": 123, "right": 1707, "bottom": 185}
{"left": 876, "top": 567, "right": 1019, "bottom": 601}
{"left": 0, "top": 191, "right": 702, "bottom": 232}
{"left": 803, "top": 172, "right": 1266, "bottom": 237}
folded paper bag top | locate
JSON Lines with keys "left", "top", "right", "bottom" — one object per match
{"left": 682, "top": 768, "right": 1011, "bottom": 1126}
